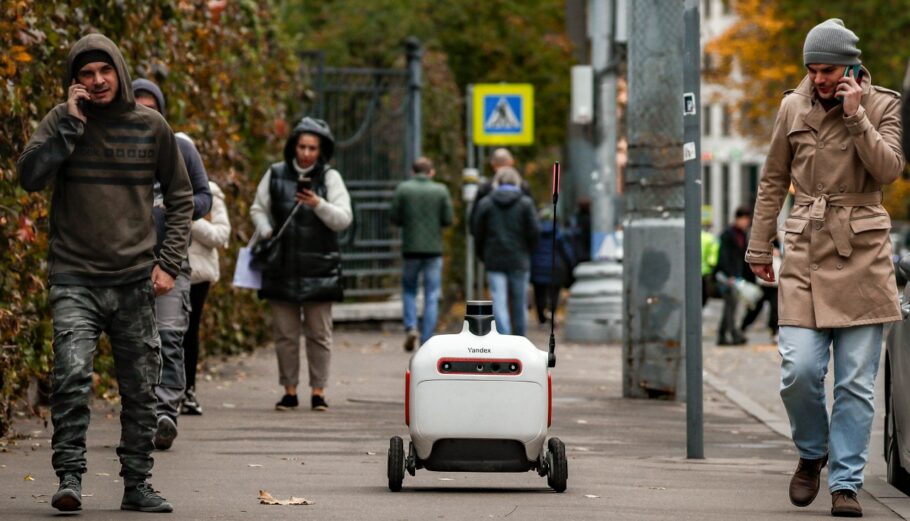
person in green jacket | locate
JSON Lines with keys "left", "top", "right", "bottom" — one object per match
{"left": 701, "top": 220, "right": 719, "bottom": 307}
{"left": 390, "top": 157, "right": 455, "bottom": 351}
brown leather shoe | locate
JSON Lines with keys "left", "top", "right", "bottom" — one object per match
{"left": 789, "top": 455, "right": 827, "bottom": 507}
{"left": 831, "top": 490, "right": 862, "bottom": 517}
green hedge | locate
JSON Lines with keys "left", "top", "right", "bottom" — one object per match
{"left": 0, "top": 0, "right": 297, "bottom": 436}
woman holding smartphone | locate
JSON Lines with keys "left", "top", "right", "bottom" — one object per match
{"left": 250, "top": 117, "right": 353, "bottom": 411}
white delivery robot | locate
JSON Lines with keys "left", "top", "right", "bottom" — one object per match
{"left": 387, "top": 301, "right": 567, "bottom": 493}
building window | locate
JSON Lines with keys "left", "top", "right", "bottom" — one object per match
{"left": 702, "top": 104, "right": 712, "bottom": 137}
{"left": 721, "top": 163, "right": 730, "bottom": 223}
{"left": 745, "top": 164, "right": 760, "bottom": 207}
{"left": 720, "top": 0, "right": 729, "bottom": 15}
{"left": 703, "top": 165, "right": 712, "bottom": 206}
{"left": 702, "top": 0, "right": 711, "bottom": 19}
{"left": 721, "top": 105, "right": 732, "bottom": 137}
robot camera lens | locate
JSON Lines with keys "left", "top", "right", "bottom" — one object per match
{"left": 476, "top": 364, "right": 484, "bottom": 372}
{"left": 442, "top": 362, "right": 451, "bottom": 371}
{"left": 509, "top": 363, "right": 518, "bottom": 372}
{"left": 491, "top": 363, "right": 501, "bottom": 372}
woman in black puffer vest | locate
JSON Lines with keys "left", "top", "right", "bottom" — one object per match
{"left": 250, "top": 117, "right": 353, "bottom": 412}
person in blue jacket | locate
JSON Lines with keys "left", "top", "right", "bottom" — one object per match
{"left": 530, "top": 207, "right": 576, "bottom": 325}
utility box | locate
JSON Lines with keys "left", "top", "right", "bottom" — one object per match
{"left": 570, "top": 65, "right": 593, "bottom": 125}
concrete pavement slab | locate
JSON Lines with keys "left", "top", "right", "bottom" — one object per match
{"left": 0, "top": 324, "right": 902, "bottom": 519}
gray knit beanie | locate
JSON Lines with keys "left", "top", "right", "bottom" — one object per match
{"left": 803, "top": 18, "right": 861, "bottom": 66}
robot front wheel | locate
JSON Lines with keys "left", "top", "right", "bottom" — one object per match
{"left": 388, "top": 436, "right": 405, "bottom": 492}
{"left": 546, "top": 437, "right": 568, "bottom": 493}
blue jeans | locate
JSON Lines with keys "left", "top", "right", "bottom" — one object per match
{"left": 486, "top": 270, "right": 530, "bottom": 336}
{"left": 778, "top": 325, "right": 883, "bottom": 493}
{"left": 402, "top": 256, "right": 443, "bottom": 345}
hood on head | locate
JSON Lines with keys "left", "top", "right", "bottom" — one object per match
{"left": 66, "top": 33, "right": 134, "bottom": 108}
{"left": 491, "top": 187, "right": 523, "bottom": 207}
{"left": 131, "top": 78, "right": 165, "bottom": 114}
{"left": 283, "top": 117, "right": 336, "bottom": 165}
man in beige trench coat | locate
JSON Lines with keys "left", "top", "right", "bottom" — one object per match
{"left": 746, "top": 19, "right": 904, "bottom": 517}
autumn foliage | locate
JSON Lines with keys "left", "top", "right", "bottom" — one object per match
{"left": 0, "top": 0, "right": 298, "bottom": 435}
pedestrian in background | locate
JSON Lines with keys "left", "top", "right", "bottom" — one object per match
{"left": 530, "top": 206, "right": 575, "bottom": 326}
{"left": 17, "top": 33, "right": 193, "bottom": 513}
{"left": 472, "top": 167, "right": 539, "bottom": 336}
{"left": 469, "top": 148, "right": 530, "bottom": 231}
{"left": 741, "top": 240, "right": 780, "bottom": 341}
{"left": 390, "top": 156, "right": 454, "bottom": 351}
{"left": 183, "top": 180, "right": 232, "bottom": 415}
{"left": 701, "top": 214, "right": 720, "bottom": 307}
{"left": 716, "top": 206, "right": 753, "bottom": 345}
{"left": 251, "top": 117, "right": 352, "bottom": 412}
{"left": 132, "top": 78, "right": 213, "bottom": 451}
{"left": 747, "top": 19, "right": 904, "bottom": 517}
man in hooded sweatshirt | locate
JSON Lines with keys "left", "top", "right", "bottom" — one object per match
{"left": 17, "top": 33, "right": 193, "bottom": 513}
{"left": 471, "top": 167, "right": 539, "bottom": 336}
{"left": 132, "top": 78, "right": 212, "bottom": 451}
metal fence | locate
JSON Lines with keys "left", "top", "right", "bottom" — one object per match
{"left": 301, "top": 45, "right": 421, "bottom": 298}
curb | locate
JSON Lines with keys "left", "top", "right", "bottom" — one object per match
{"left": 704, "top": 370, "right": 910, "bottom": 520}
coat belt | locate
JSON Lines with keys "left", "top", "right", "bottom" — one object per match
{"left": 793, "top": 191, "right": 883, "bottom": 258}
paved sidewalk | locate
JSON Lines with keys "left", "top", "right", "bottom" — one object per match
{"left": 701, "top": 298, "right": 910, "bottom": 518}
{"left": 0, "top": 322, "right": 903, "bottom": 519}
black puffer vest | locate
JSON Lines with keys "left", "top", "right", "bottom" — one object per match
{"left": 258, "top": 162, "right": 344, "bottom": 303}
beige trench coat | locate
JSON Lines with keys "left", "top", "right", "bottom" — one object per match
{"left": 745, "top": 70, "right": 904, "bottom": 329}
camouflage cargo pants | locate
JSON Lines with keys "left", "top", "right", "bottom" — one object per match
{"left": 49, "top": 279, "right": 161, "bottom": 485}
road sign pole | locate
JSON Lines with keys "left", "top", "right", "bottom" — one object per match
{"left": 466, "top": 84, "right": 475, "bottom": 300}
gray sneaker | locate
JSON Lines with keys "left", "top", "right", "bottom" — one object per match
{"left": 51, "top": 474, "right": 82, "bottom": 512}
{"left": 154, "top": 415, "right": 178, "bottom": 451}
{"left": 121, "top": 482, "right": 173, "bottom": 513}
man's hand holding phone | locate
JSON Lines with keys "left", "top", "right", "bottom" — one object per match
{"left": 837, "top": 65, "right": 863, "bottom": 117}
{"left": 67, "top": 80, "right": 90, "bottom": 123}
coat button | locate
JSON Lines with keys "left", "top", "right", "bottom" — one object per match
{"left": 817, "top": 183, "right": 824, "bottom": 190}
{"left": 818, "top": 142, "right": 825, "bottom": 149}
{"left": 815, "top": 222, "right": 822, "bottom": 231}
{"left": 840, "top": 143, "right": 847, "bottom": 150}
{"left": 811, "top": 264, "right": 819, "bottom": 271}
{"left": 839, "top": 184, "right": 847, "bottom": 193}
{"left": 836, "top": 263, "right": 844, "bottom": 270}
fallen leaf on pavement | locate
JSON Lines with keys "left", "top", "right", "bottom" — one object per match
{"left": 365, "top": 451, "right": 376, "bottom": 455}
{"left": 96, "top": 472, "right": 110, "bottom": 477}
{"left": 258, "top": 490, "right": 314, "bottom": 506}
{"left": 584, "top": 494, "right": 600, "bottom": 499}
{"left": 248, "top": 464, "right": 263, "bottom": 468}
{"left": 438, "top": 478, "right": 454, "bottom": 481}
{"left": 24, "top": 474, "right": 34, "bottom": 481}
{"left": 222, "top": 403, "right": 236, "bottom": 408}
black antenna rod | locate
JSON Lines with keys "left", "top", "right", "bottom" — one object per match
{"left": 548, "top": 161, "right": 560, "bottom": 368}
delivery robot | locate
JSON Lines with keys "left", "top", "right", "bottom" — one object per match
{"left": 387, "top": 163, "right": 567, "bottom": 493}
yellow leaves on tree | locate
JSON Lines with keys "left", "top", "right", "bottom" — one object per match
{"left": 705, "top": 0, "right": 804, "bottom": 141}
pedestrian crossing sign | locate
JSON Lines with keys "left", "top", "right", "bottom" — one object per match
{"left": 473, "top": 83, "right": 534, "bottom": 145}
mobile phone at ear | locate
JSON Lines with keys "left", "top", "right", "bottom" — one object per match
{"left": 837, "top": 65, "right": 863, "bottom": 101}
{"left": 845, "top": 64, "right": 862, "bottom": 81}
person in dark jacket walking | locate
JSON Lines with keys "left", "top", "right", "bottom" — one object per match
{"left": 132, "top": 78, "right": 212, "bottom": 451}
{"left": 716, "top": 206, "right": 753, "bottom": 345}
{"left": 17, "top": 33, "right": 192, "bottom": 513}
{"left": 390, "top": 157, "right": 454, "bottom": 351}
{"left": 472, "top": 167, "right": 539, "bottom": 336}
{"left": 250, "top": 117, "right": 352, "bottom": 412}
{"left": 530, "top": 207, "right": 575, "bottom": 325}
